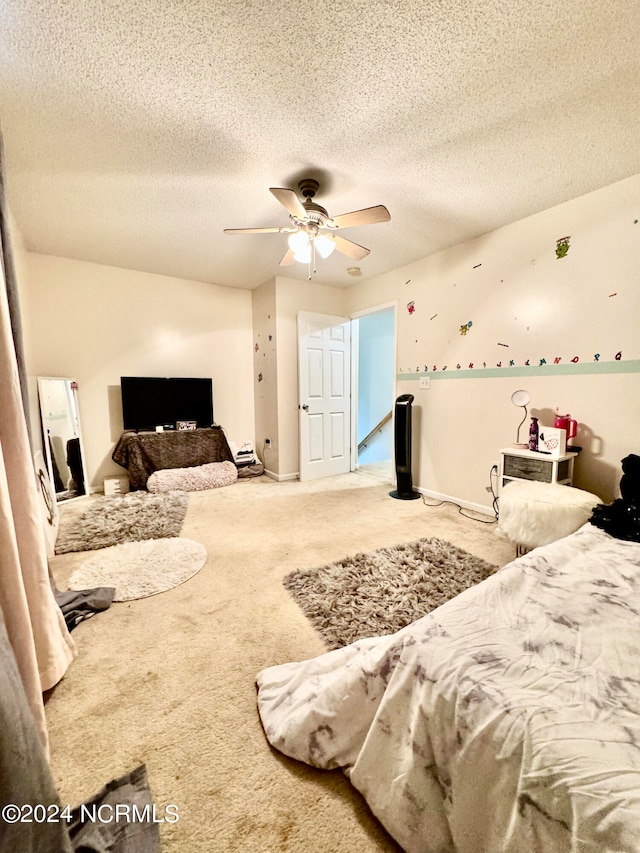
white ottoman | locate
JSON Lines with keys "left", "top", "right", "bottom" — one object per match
{"left": 496, "top": 480, "right": 601, "bottom": 551}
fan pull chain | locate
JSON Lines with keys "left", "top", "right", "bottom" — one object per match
{"left": 308, "top": 240, "right": 316, "bottom": 281}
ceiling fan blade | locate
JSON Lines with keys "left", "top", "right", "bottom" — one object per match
{"left": 279, "top": 248, "right": 296, "bottom": 266}
{"left": 333, "top": 234, "right": 370, "bottom": 260}
{"left": 224, "top": 227, "right": 292, "bottom": 235}
{"left": 270, "top": 187, "right": 306, "bottom": 219}
{"left": 330, "top": 205, "right": 391, "bottom": 229}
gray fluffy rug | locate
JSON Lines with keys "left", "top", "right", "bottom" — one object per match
{"left": 55, "top": 491, "right": 189, "bottom": 554}
{"left": 284, "top": 537, "right": 497, "bottom": 648}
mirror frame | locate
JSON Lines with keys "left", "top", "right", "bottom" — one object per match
{"left": 37, "top": 376, "right": 89, "bottom": 503}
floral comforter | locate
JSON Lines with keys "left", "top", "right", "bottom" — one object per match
{"left": 256, "top": 524, "right": 640, "bottom": 852}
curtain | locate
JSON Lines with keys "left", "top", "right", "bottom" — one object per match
{"left": 0, "top": 132, "right": 76, "bottom": 753}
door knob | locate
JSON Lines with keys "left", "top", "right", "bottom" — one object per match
{"left": 301, "top": 404, "right": 309, "bottom": 411}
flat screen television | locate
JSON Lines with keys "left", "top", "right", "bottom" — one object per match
{"left": 120, "top": 376, "right": 214, "bottom": 432}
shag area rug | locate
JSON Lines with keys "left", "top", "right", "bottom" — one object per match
{"left": 284, "top": 537, "right": 497, "bottom": 648}
{"left": 68, "top": 537, "right": 207, "bottom": 601}
{"left": 55, "top": 491, "right": 189, "bottom": 554}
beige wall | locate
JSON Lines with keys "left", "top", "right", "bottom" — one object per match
{"left": 17, "top": 173, "right": 640, "bottom": 506}
{"left": 346, "top": 173, "right": 640, "bottom": 507}
{"left": 251, "top": 278, "right": 279, "bottom": 473}
{"left": 24, "top": 255, "right": 255, "bottom": 491}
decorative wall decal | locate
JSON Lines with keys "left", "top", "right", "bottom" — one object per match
{"left": 509, "top": 360, "right": 515, "bottom": 366}
{"left": 268, "top": 335, "right": 272, "bottom": 341}
{"left": 555, "top": 236, "right": 571, "bottom": 258}
{"left": 539, "top": 358, "right": 547, "bottom": 365}
{"left": 496, "top": 361, "right": 502, "bottom": 367}
{"left": 497, "top": 342, "right": 509, "bottom": 347}
{"left": 255, "top": 343, "right": 259, "bottom": 352}
{"left": 525, "top": 360, "right": 530, "bottom": 365}
{"left": 571, "top": 356, "right": 579, "bottom": 363}
{"left": 459, "top": 320, "right": 473, "bottom": 335}
{"left": 554, "top": 357, "right": 561, "bottom": 364}
{"left": 258, "top": 373, "right": 263, "bottom": 382}
{"left": 407, "top": 301, "right": 415, "bottom": 314}
{"left": 483, "top": 362, "right": 487, "bottom": 368}
{"left": 406, "top": 279, "right": 411, "bottom": 284}
{"left": 609, "top": 292, "right": 617, "bottom": 297}
{"left": 594, "top": 354, "right": 600, "bottom": 361}
{"left": 469, "top": 363, "right": 474, "bottom": 369}
{"left": 456, "top": 364, "right": 461, "bottom": 369}
{"left": 615, "top": 351, "right": 623, "bottom": 360}
{"left": 430, "top": 314, "right": 438, "bottom": 320}
{"left": 473, "top": 263, "right": 482, "bottom": 269}
{"left": 442, "top": 365, "right": 448, "bottom": 371}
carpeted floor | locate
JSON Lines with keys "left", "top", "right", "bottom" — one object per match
{"left": 45, "top": 468, "right": 516, "bottom": 853}
{"left": 284, "top": 537, "right": 497, "bottom": 648}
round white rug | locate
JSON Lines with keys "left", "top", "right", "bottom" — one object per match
{"left": 68, "top": 537, "right": 207, "bottom": 601}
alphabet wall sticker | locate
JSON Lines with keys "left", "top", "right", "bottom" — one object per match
{"left": 407, "top": 301, "right": 415, "bottom": 314}
{"left": 459, "top": 320, "right": 473, "bottom": 335}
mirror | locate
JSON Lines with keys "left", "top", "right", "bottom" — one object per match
{"left": 37, "top": 377, "right": 88, "bottom": 503}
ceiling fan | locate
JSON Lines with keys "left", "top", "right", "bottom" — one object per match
{"left": 224, "top": 178, "right": 390, "bottom": 275}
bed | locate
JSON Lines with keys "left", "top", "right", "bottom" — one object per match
{"left": 256, "top": 522, "right": 640, "bottom": 852}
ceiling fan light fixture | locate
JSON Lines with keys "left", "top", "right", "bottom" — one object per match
{"left": 315, "top": 234, "right": 336, "bottom": 259}
{"left": 288, "top": 230, "right": 309, "bottom": 254}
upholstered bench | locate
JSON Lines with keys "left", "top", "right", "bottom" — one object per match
{"left": 496, "top": 480, "right": 601, "bottom": 552}
{"left": 147, "top": 460, "right": 238, "bottom": 493}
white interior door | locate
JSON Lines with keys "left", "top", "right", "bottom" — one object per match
{"left": 298, "top": 311, "right": 351, "bottom": 481}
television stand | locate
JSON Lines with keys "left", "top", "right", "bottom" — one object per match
{"left": 112, "top": 426, "right": 234, "bottom": 490}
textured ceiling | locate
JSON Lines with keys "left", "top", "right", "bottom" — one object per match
{"left": 1, "top": 0, "right": 639, "bottom": 290}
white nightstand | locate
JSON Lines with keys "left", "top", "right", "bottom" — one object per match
{"left": 499, "top": 447, "right": 575, "bottom": 492}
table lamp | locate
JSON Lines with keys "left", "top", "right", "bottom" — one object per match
{"left": 511, "top": 389, "right": 531, "bottom": 448}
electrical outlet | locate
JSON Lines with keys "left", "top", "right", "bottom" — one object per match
{"left": 264, "top": 438, "right": 271, "bottom": 446}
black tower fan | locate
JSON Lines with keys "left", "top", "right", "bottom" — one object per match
{"left": 389, "top": 394, "right": 420, "bottom": 500}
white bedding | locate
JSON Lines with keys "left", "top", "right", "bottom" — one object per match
{"left": 257, "top": 524, "right": 640, "bottom": 852}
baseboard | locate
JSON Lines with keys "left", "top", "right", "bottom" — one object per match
{"left": 416, "top": 487, "right": 496, "bottom": 518}
{"left": 264, "top": 469, "right": 299, "bottom": 482}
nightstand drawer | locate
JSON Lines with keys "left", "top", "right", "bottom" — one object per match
{"left": 503, "top": 454, "right": 551, "bottom": 482}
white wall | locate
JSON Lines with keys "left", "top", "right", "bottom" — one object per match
{"left": 346, "top": 174, "right": 640, "bottom": 507}
{"left": 24, "top": 255, "right": 255, "bottom": 490}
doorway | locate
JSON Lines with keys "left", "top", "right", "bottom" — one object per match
{"left": 351, "top": 304, "right": 396, "bottom": 477}
{"left": 297, "top": 304, "right": 396, "bottom": 483}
